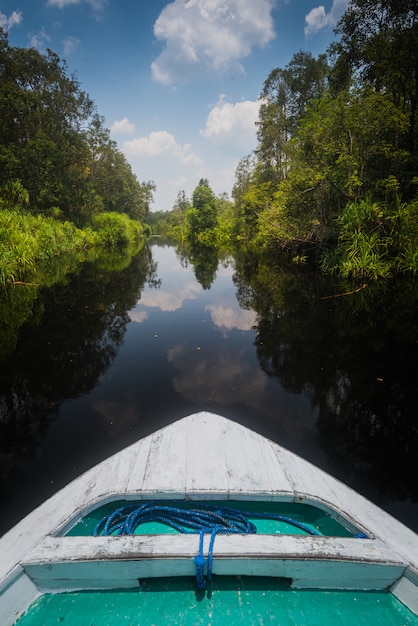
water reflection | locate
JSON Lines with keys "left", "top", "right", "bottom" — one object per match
{"left": 232, "top": 250, "right": 418, "bottom": 523}
{"left": 187, "top": 243, "right": 219, "bottom": 290}
{"left": 0, "top": 242, "right": 417, "bottom": 535}
{"left": 0, "top": 245, "right": 158, "bottom": 530}
{"left": 167, "top": 344, "right": 267, "bottom": 405}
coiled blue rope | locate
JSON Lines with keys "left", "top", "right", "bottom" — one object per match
{"left": 93, "top": 501, "right": 322, "bottom": 588}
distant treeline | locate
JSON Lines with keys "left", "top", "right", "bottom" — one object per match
{"left": 153, "top": 0, "right": 418, "bottom": 280}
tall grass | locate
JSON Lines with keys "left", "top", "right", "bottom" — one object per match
{"left": 321, "top": 197, "right": 418, "bottom": 279}
{"left": 1, "top": 177, "right": 147, "bottom": 285}
{"left": 0, "top": 209, "right": 91, "bottom": 285}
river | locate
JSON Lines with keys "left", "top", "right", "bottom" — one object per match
{"left": 0, "top": 241, "right": 417, "bottom": 534}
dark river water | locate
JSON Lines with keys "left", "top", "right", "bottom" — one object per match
{"left": 0, "top": 241, "right": 417, "bottom": 535}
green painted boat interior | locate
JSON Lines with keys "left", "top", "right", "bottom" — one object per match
{"left": 15, "top": 577, "right": 418, "bottom": 625}
{"left": 66, "top": 500, "right": 355, "bottom": 537}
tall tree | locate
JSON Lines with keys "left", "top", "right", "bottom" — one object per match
{"left": 0, "top": 29, "right": 153, "bottom": 224}
{"left": 0, "top": 30, "right": 95, "bottom": 216}
{"left": 85, "top": 114, "right": 154, "bottom": 223}
{"left": 173, "top": 190, "right": 191, "bottom": 213}
{"left": 186, "top": 180, "right": 218, "bottom": 243}
{"left": 334, "top": 0, "right": 418, "bottom": 159}
{"left": 256, "top": 51, "right": 329, "bottom": 184}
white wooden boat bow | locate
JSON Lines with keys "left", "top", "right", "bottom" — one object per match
{"left": 0, "top": 411, "right": 417, "bottom": 624}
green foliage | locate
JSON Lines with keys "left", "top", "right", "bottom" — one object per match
{"left": 92, "top": 212, "right": 144, "bottom": 247}
{"left": 149, "top": 186, "right": 236, "bottom": 253}
{"left": 228, "top": 2, "right": 418, "bottom": 280}
{"left": 84, "top": 115, "right": 154, "bottom": 224}
{"left": 0, "top": 30, "right": 153, "bottom": 286}
{"left": 0, "top": 179, "right": 29, "bottom": 209}
{"left": 297, "top": 88, "right": 409, "bottom": 201}
{"left": 0, "top": 29, "right": 152, "bottom": 226}
{"left": 147, "top": 190, "right": 192, "bottom": 241}
{"left": 0, "top": 209, "right": 88, "bottom": 284}
{"left": 334, "top": 0, "right": 418, "bottom": 159}
{"left": 321, "top": 198, "right": 418, "bottom": 279}
{"left": 215, "top": 193, "right": 236, "bottom": 249}
{"left": 0, "top": 207, "right": 148, "bottom": 287}
{"left": 256, "top": 51, "right": 329, "bottom": 186}
{"left": 186, "top": 180, "right": 218, "bottom": 244}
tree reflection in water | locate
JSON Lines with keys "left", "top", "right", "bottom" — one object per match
{"left": 233, "top": 250, "right": 418, "bottom": 510}
{"left": 0, "top": 245, "right": 159, "bottom": 525}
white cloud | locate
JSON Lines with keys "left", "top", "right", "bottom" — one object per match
{"left": 133, "top": 282, "right": 201, "bottom": 313}
{"left": 62, "top": 35, "right": 80, "bottom": 56}
{"left": 205, "top": 304, "right": 257, "bottom": 332}
{"left": 47, "top": 0, "right": 107, "bottom": 14}
{"left": 48, "top": 0, "right": 80, "bottom": 6}
{"left": 29, "top": 28, "right": 51, "bottom": 50}
{"left": 199, "top": 95, "right": 261, "bottom": 159}
{"left": 151, "top": 0, "right": 276, "bottom": 84}
{"left": 129, "top": 310, "right": 149, "bottom": 324}
{"left": 111, "top": 117, "right": 136, "bottom": 134}
{"left": 123, "top": 130, "right": 202, "bottom": 166}
{"left": 304, "top": 0, "right": 349, "bottom": 36}
{"left": 201, "top": 95, "right": 261, "bottom": 140}
{"left": 0, "top": 10, "right": 22, "bottom": 31}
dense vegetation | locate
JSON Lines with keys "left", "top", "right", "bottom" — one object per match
{"left": 0, "top": 28, "right": 153, "bottom": 285}
{"left": 153, "top": 0, "right": 418, "bottom": 280}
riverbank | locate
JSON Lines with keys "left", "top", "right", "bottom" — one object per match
{"left": 0, "top": 208, "right": 147, "bottom": 287}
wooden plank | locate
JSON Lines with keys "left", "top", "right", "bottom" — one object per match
{"left": 25, "top": 535, "right": 405, "bottom": 567}
{"left": 0, "top": 439, "right": 141, "bottom": 581}
{"left": 274, "top": 446, "right": 345, "bottom": 511}
{"left": 391, "top": 570, "right": 418, "bottom": 615}
{"left": 0, "top": 570, "right": 39, "bottom": 626}
{"left": 0, "top": 470, "right": 95, "bottom": 583}
{"left": 23, "top": 535, "right": 405, "bottom": 592}
{"left": 140, "top": 420, "right": 188, "bottom": 495}
{"left": 181, "top": 413, "right": 293, "bottom": 498}
{"left": 124, "top": 436, "right": 153, "bottom": 495}
{"left": 224, "top": 428, "right": 293, "bottom": 496}
{"left": 25, "top": 560, "right": 404, "bottom": 592}
{"left": 84, "top": 440, "right": 141, "bottom": 500}
{"left": 273, "top": 442, "right": 418, "bottom": 567}
{"left": 184, "top": 412, "right": 230, "bottom": 495}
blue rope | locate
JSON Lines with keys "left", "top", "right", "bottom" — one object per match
{"left": 194, "top": 531, "right": 206, "bottom": 589}
{"left": 93, "top": 501, "right": 323, "bottom": 588}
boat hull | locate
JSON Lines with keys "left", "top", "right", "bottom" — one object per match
{"left": 1, "top": 412, "right": 417, "bottom": 624}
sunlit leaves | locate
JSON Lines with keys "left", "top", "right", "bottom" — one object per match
{"left": 92, "top": 212, "right": 144, "bottom": 247}
{"left": 321, "top": 198, "right": 418, "bottom": 279}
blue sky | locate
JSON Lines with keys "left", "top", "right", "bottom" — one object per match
{"left": 1, "top": 0, "right": 348, "bottom": 212}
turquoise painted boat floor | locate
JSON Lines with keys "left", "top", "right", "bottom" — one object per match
{"left": 16, "top": 577, "right": 418, "bottom": 626}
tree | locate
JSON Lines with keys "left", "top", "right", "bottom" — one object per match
{"left": 334, "top": 0, "right": 418, "bottom": 160}
{"left": 256, "top": 86, "right": 410, "bottom": 251}
{"left": 256, "top": 51, "right": 329, "bottom": 184}
{"left": 232, "top": 155, "right": 255, "bottom": 209}
{"left": 85, "top": 115, "right": 154, "bottom": 224}
{"left": 173, "top": 190, "right": 191, "bottom": 213}
{"left": 187, "top": 180, "right": 218, "bottom": 243}
{"left": 0, "top": 31, "right": 95, "bottom": 217}
{"left": 170, "top": 190, "right": 190, "bottom": 231}
{"left": 0, "top": 29, "right": 153, "bottom": 225}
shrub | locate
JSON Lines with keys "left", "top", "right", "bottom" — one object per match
{"left": 92, "top": 212, "right": 143, "bottom": 247}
